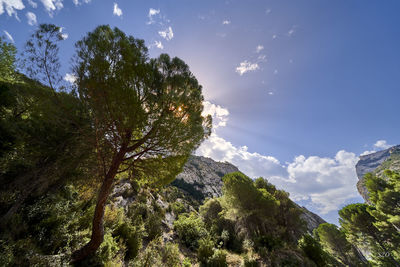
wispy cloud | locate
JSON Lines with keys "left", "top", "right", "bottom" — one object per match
{"left": 0, "top": 0, "right": 25, "bottom": 18}
{"left": 147, "top": 8, "right": 160, "bottom": 24}
{"left": 150, "top": 40, "right": 164, "bottom": 50}
{"left": 222, "top": 20, "right": 230, "bottom": 25}
{"left": 72, "top": 0, "right": 91, "bottom": 6}
{"left": 113, "top": 2, "right": 122, "bottom": 17}
{"left": 159, "top": 26, "right": 173, "bottom": 41}
{"left": 26, "top": 11, "right": 37, "bottom": 26}
{"left": 287, "top": 25, "right": 298, "bottom": 37}
{"left": 255, "top": 45, "right": 264, "bottom": 53}
{"left": 3, "top": 30, "right": 14, "bottom": 43}
{"left": 235, "top": 61, "right": 259, "bottom": 75}
{"left": 40, "top": 0, "right": 63, "bottom": 17}
{"left": 28, "top": 0, "right": 37, "bottom": 8}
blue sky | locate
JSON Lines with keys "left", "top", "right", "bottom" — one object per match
{"left": 1, "top": 0, "right": 399, "bottom": 224}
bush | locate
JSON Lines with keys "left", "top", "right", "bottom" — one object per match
{"left": 198, "top": 237, "right": 215, "bottom": 263}
{"left": 146, "top": 213, "right": 163, "bottom": 240}
{"left": 132, "top": 239, "right": 182, "bottom": 267}
{"left": 207, "top": 249, "right": 228, "bottom": 267}
{"left": 161, "top": 243, "right": 181, "bottom": 267}
{"left": 174, "top": 212, "right": 208, "bottom": 249}
{"left": 115, "top": 222, "right": 143, "bottom": 260}
{"left": 171, "top": 201, "right": 186, "bottom": 215}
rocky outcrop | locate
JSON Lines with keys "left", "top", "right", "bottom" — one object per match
{"left": 356, "top": 145, "right": 400, "bottom": 201}
{"left": 172, "top": 156, "right": 239, "bottom": 201}
{"left": 299, "top": 206, "right": 326, "bottom": 232}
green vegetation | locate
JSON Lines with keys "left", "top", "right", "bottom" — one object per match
{"left": 1, "top": 22, "right": 400, "bottom": 266}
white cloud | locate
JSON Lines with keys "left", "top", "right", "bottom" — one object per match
{"left": 374, "top": 140, "right": 393, "bottom": 150}
{"left": 235, "top": 60, "right": 259, "bottom": 75}
{"left": 151, "top": 40, "right": 163, "bottom": 49}
{"left": 222, "top": 20, "right": 230, "bottom": 25}
{"left": 113, "top": 2, "right": 122, "bottom": 17}
{"left": 202, "top": 101, "right": 229, "bottom": 128}
{"left": 255, "top": 45, "right": 264, "bottom": 53}
{"left": 26, "top": 11, "right": 37, "bottom": 26}
{"left": 40, "top": 0, "right": 63, "bottom": 16}
{"left": 273, "top": 69, "right": 278, "bottom": 75}
{"left": 268, "top": 91, "right": 274, "bottom": 95}
{"left": 272, "top": 34, "right": 277, "bottom": 39}
{"left": 63, "top": 73, "right": 76, "bottom": 84}
{"left": 59, "top": 27, "right": 68, "bottom": 39}
{"left": 158, "top": 26, "right": 173, "bottom": 41}
{"left": 28, "top": 0, "right": 37, "bottom": 8}
{"left": 3, "top": 30, "right": 14, "bottom": 43}
{"left": 72, "top": 0, "right": 90, "bottom": 6}
{"left": 147, "top": 8, "right": 160, "bottom": 24}
{"left": 0, "top": 0, "right": 25, "bottom": 17}
{"left": 286, "top": 151, "right": 360, "bottom": 214}
{"left": 360, "top": 150, "right": 376, "bottom": 156}
{"left": 197, "top": 133, "right": 287, "bottom": 180}
{"left": 197, "top": 101, "right": 361, "bottom": 216}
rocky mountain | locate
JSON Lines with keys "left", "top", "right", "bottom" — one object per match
{"left": 356, "top": 145, "right": 400, "bottom": 201}
{"left": 172, "top": 156, "right": 239, "bottom": 200}
{"left": 172, "top": 155, "right": 326, "bottom": 232}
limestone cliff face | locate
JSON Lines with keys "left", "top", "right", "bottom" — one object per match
{"left": 356, "top": 145, "right": 400, "bottom": 202}
{"left": 172, "top": 156, "right": 239, "bottom": 200}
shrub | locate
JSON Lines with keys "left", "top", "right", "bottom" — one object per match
{"left": 115, "top": 222, "right": 143, "bottom": 260}
{"left": 174, "top": 212, "right": 208, "bottom": 249}
{"left": 171, "top": 201, "right": 186, "bottom": 215}
{"left": 197, "top": 237, "right": 215, "bottom": 263}
{"left": 207, "top": 249, "right": 228, "bottom": 267}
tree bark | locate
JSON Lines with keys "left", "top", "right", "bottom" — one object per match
{"left": 71, "top": 143, "right": 128, "bottom": 263}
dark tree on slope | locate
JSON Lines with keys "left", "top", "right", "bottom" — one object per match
{"left": 71, "top": 25, "right": 211, "bottom": 262}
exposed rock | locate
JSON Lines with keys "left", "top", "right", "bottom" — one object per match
{"left": 172, "top": 155, "right": 239, "bottom": 201}
{"left": 298, "top": 205, "right": 326, "bottom": 232}
{"left": 356, "top": 145, "right": 400, "bottom": 201}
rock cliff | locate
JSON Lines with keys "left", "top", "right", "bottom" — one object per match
{"left": 356, "top": 145, "right": 400, "bottom": 201}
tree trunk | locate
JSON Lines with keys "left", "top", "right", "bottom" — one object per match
{"left": 71, "top": 144, "right": 128, "bottom": 263}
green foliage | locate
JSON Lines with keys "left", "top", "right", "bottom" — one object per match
{"left": 24, "top": 24, "right": 65, "bottom": 89}
{"left": 171, "top": 201, "right": 186, "bottom": 215}
{"left": 298, "top": 234, "right": 330, "bottom": 267}
{"left": 339, "top": 203, "right": 400, "bottom": 266}
{"left": 0, "top": 36, "right": 17, "bottom": 82}
{"left": 132, "top": 238, "right": 182, "bottom": 267}
{"left": 315, "top": 223, "right": 365, "bottom": 266}
{"left": 198, "top": 237, "right": 215, "bottom": 263}
{"left": 174, "top": 212, "right": 208, "bottom": 249}
{"left": 207, "top": 249, "right": 228, "bottom": 267}
{"left": 114, "top": 222, "right": 143, "bottom": 260}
